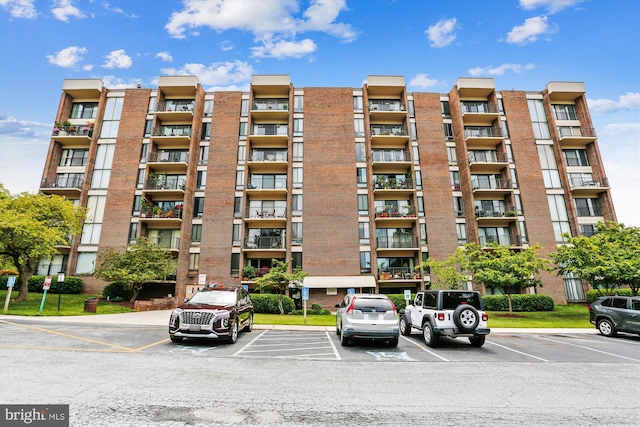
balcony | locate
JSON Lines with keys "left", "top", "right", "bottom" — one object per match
{"left": 575, "top": 206, "right": 602, "bottom": 217}
{"left": 245, "top": 207, "right": 287, "bottom": 224}
{"left": 244, "top": 236, "right": 285, "bottom": 250}
{"left": 143, "top": 178, "right": 186, "bottom": 196}
{"left": 464, "top": 126, "right": 503, "bottom": 147}
{"left": 369, "top": 100, "right": 406, "bottom": 121}
{"left": 461, "top": 102, "right": 500, "bottom": 124}
{"left": 251, "top": 99, "right": 289, "bottom": 120}
{"left": 373, "top": 177, "right": 414, "bottom": 195}
{"left": 40, "top": 177, "right": 83, "bottom": 195}
{"left": 147, "top": 151, "right": 189, "bottom": 172}
{"left": 471, "top": 177, "right": 513, "bottom": 196}
{"left": 370, "top": 125, "right": 409, "bottom": 146}
{"left": 246, "top": 175, "right": 287, "bottom": 194}
{"left": 475, "top": 207, "right": 518, "bottom": 225}
{"left": 376, "top": 236, "right": 419, "bottom": 250}
{"left": 249, "top": 124, "right": 289, "bottom": 146}
{"left": 52, "top": 125, "right": 93, "bottom": 144}
{"left": 151, "top": 126, "right": 192, "bottom": 146}
{"left": 569, "top": 177, "right": 610, "bottom": 196}
{"left": 479, "top": 234, "right": 522, "bottom": 248}
{"left": 148, "top": 236, "right": 181, "bottom": 251}
{"left": 467, "top": 152, "right": 509, "bottom": 173}
{"left": 557, "top": 126, "right": 597, "bottom": 147}
{"left": 140, "top": 206, "right": 183, "bottom": 225}
{"left": 154, "top": 101, "right": 195, "bottom": 121}
{"left": 248, "top": 149, "right": 288, "bottom": 173}
{"left": 378, "top": 267, "right": 422, "bottom": 281}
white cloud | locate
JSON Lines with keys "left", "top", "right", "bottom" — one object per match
{"left": 46, "top": 46, "right": 87, "bottom": 68}
{"left": 103, "top": 49, "right": 132, "bottom": 69}
{"left": 51, "top": 0, "right": 84, "bottom": 22}
{"left": 99, "top": 76, "right": 142, "bottom": 89}
{"left": 520, "top": 0, "right": 584, "bottom": 14}
{"left": 0, "top": 0, "right": 37, "bottom": 18}
{"left": 251, "top": 38, "right": 317, "bottom": 59}
{"left": 220, "top": 40, "right": 234, "bottom": 51}
{"left": 297, "top": 0, "right": 358, "bottom": 42}
{"left": 506, "top": 16, "right": 555, "bottom": 45}
{"left": 160, "top": 60, "right": 254, "bottom": 88}
{"left": 409, "top": 73, "right": 439, "bottom": 88}
{"left": 425, "top": 18, "right": 458, "bottom": 48}
{"left": 587, "top": 92, "right": 640, "bottom": 115}
{"left": 155, "top": 51, "right": 173, "bottom": 62}
{"left": 468, "top": 63, "right": 535, "bottom": 76}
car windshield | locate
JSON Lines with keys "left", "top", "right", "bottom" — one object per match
{"left": 441, "top": 292, "right": 482, "bottom": 310}
{"left": 189, "top": 290, "right": 236, "bottom": 305}
{"left": 353, "top": 298, "right": 393, "bottom": 312}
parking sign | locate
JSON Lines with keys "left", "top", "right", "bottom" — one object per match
{"left": 301, "top": 287, "right": 309, "bottom": 301}
{"left": 43, "top": 276, "right": 52, "bottom": 290}
{"left": 6, "top": 277, "right": 16, "bottom": 288}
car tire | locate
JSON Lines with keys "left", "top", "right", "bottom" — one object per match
{"left": 340, "top": 325, "right": 350, "bottom": 347}
{"left": 400, "top": 317, "right": 412, "bottom": 336}
{"left": 170, "top": 335, "right": 183, "bottom": 343}
{"left": 227, "top": 320, "right": 239, "bottom": 344}
{"left": 243, "top": 314, "right": 253, "bottom": 332}
{"left": 336, "top": 321, "right": 341, "bottom": 336}
{"left": 389, "top": 336, "right": 399, "bottom": 348}
{"left": 597, "top": 318, "right": 617, "bottom": 337}
{"left": 453, "top": 305, "right": 479, "bottom": 333}
{"left": 423, "top": 322, "right": 439, "bottom": 348}
{"left": 469, "top": 335, "right": 486, "bottom": 347}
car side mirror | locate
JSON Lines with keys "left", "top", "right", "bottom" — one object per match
{"left": 334, "top": 304, "right": 340, "bottom": 308}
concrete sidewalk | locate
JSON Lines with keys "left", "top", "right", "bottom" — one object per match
{"left": 0, "top": 311, "right": 597, "bottom": 334}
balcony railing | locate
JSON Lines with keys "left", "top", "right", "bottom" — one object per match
{"left": 140, "top": 206, "right": 183, "bottom": 219}
{"left": 152, "top": 126, "right": 192, "bottom": 137}
{"left": 249, "top": 150, "right": 288, "bottom": 162}
{"left": 144, "top": 178, "right": 186, "bottom": 191}
{"left": 374, "top": 178, "right": 413, "bottom": 190}
{"left": 41, "top": 177, "right": 83, "bottom": 189}
{"left": 558, "top": 126, "right": 596, "bottom": 139}
{"left": 156, "top": 101, "right": 195, "bottom": 113}
{"left": 376, "top": 236, "right": 419, "bottom": 249}
{"left": 464, "top": 127, "right": 503, "bottom": 138}
{"left": 369, "top": 101, "right": 405, "bottom": 112}
{"left": 375, "top": 206, "right": 417, "bottom": 217}
{"left": 480, "top": 234, "right": 522, "bottom": 247}
{"left": 461, "top": 102, "right": 499, "bottom": 114}
{"left": 148, "top": 151, "right": 189, "bottom": 163}
{"left": 148, "top": 236, "right": 181, "bottom": 250}
{"left": 468, "top": 152, "right": 508, "bottom": 164}
{"left": 244, "top": 236, "right": 284, "bottom": 249}
{"left": 569, "top": 177, "right": 609, "bottom": 189}
{"left": 252, "top": 99, "right": 288, "bottom": 111}
{"left": 52, "top": 125, "right": 93, "bottom": 137}
{"left": 472, "top": 178, "right": 512, "bottom": 190}
{"left": 576, "top": 207, "right": 602, "bottom": 217}
{"left": 372, "top": 150, "right": 410, "bottom": 162}
{"left": 379, "top": 267, "right": 422, "bottom": 280}
{"left": 475, "top": 208, "right": 517, "bottom": 218}
{"left": 246, "top": 207, "right": 287, "bottom": 219}
{"left": 247, "top": 176, "right": 287, "bottom": 190}
{"left": 370, "top": 125, "right": 408, "bottom": 136}
{"left": 252, "top": 124, "right": 288, "bottom": 136}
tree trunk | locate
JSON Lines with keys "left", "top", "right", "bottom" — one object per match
{"left": 15, "top": 257, "right": 36, "bottom": 302}
{"left": 507, "top": 293, "right": 513, "bottom": 315}
{"left": 277, "top": 294, "right": 284, "bottom": 315}
{"left": 129, "top": 283, "right": 142, "bottom": 303}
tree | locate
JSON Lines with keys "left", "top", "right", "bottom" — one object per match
{"left": 94, "top": 237, "right": 178, "bottom": 302}
{"left": 465, "top": 243, "right": 553, "bottom": 315}
{"left": 0, "top": 187, "right": 85, "bottom": 301}
{"left": 254, "top": 259, "right": 308, "bottom": 314}
{"left": 552, "top": 221, "right": 640, "bottom": 296}
{"left": 418, "top": 248, "right": 470, "bottom": 290}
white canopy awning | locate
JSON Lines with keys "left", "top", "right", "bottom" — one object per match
{"left": 302, "top": 276, "right": 376, "bottom": 289}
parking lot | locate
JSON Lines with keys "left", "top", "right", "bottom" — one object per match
{"left": 1, "top": 318, "right": 638, "bottom": 364}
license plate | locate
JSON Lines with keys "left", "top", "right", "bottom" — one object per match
{"left": 189, "top": 324, "right": 201, "bottom": 332}
{"left": 365, "top": 313, "right": 382, "bottom": 321}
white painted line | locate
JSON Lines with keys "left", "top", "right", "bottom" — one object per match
{"left": 400, "top": 336, "right": 449, "bottom": 362}
{"left": 231, "top": 330, "right": 268, "bottom": 357}
{"left": 240, "top": 345, "right": 333, "bottom": 354}
{"left": 486, "top": 340, "right": 548, "bottom": 362}
{"left": 325, "top": 330, "right": 342, "bottom": 360}
{"left": 533, "top": 335, "right": 640, "bottom": 362}
{"left": 271, "top": 353, "right": 338, "bottom": 359}
{"left": 249, "top": 340, "right": 329, "bottom": 348}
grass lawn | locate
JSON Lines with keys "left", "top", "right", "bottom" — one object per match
{"left": 0, "top": 290, "right": 135, "bottom": 316}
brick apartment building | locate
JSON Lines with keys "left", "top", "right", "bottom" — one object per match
{"left": 38, "top": 74, "right": 616, "bottom": 308}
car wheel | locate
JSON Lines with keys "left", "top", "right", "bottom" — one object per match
{"left": 389, "top": 336, "right": 399, "bottom": 348}
{"left": 336, "top": 320, "right": 341, "bottom": 336}
{"left": 243, "top": 314, "right": 253, "bottom": 332}
{"left": 423, "top": 322, "right": 439, "bottom": 348}
{"left": 340, "top": 325, "right": 350, "bottom": 347}
{"left": 469, "top": 335, "right": 486, "bottom": 347}
{"left": 597, "top": 318, "right": 617, "bottom": 337}
{"left": 170, "top": 335, "right": 183, "bottom": 343}
{"left": 227, "top": 320, "right": 239, "bottom": 344}
{"left": 400, "top": 317, "right": 412, "bottom": 336}
{"left": 453, "top": 305, "right": 479, "bottom": 333}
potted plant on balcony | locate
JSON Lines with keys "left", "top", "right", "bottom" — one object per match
{"left": 153, "top": 206, "right": 162, "bottom": 218}
{"left": 242, "top": 265, "right": 257, "bottom": 281}
{"left": 506, "top": 210, "right": 517, "bottom": 217}
{"left": 140, "top": 198, "right": 151, "bottom": 217}
{"left": 406, "top": 206, "right": 416, "bottom": 217}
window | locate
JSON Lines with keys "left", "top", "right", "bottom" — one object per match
{"left": 412, "top": 146, "right": 420, "bottom": 165}
{"left": 537, "top": 145, "right": 561, "bottom": 188}
{"left": 414, "top": 170, "right": 422, "bottom": 190}
{"left": 454, "top": 197, "right": 464, "bottom": 217}
{"left": 408, "top": 100, "right": 415, "bottom": 117}
{"left": 239, "top": 122, "right": 247, "bottom": 139}
{"left": 81, "top": 195, "right": 106, "bottom": 245}
{"left": 575, "top": 198, "right": 602, "bottom": 216}
{"left": 580, "top": 224, "right": 596, "bottom": 237}
{"left": 196, "top": 171, "right": 206, "bottom": 190}
{"left": 199, "top": 146, "right": 209, "bottom": 165}
{"left": 563, "top": 149, "right": 589, "bottom": 167}
{"left": 293, "top": 142, "right": 303, "bottom": 161}
{"left": 291, "top": 223, "right": 302, "bottom": 245}
{"left": 447, "top": 146, "right": 457, "bottom": 165}
{"left": 456, "top": 223, "right": 467, "bottom": 245}
{"left": 230, "top": 253, "right": 240, "bottom": 276}
{"left": 356, "top": 168, "right": 367, "bottom": 188}
{"left": 292, "top": 194, "right": 303, "bottom": 216}
{"left": 91, "top": 144, "right": 115, "bottom": 189}
{"left": 76, "top": 252, "right": 97, "bottom": 274}
{"left": 359, "top": 222, "right": 370, "bottom": 244}
{"left": 236, "top": 170, "right": 245, "bottom": 190}
{"left": 203, "top": 100, "right": 214, "bottom": 116}
{"left": 234, "top": 197, "right": 242, "bottom": 218}
{"left": 70, "top": 102, "right": 98, "bottom": 119}
{"left": 450, "top": 171, "right": 460, "bottom": 190}
{"left": 137, "top": 169, "right": 144, "bottom": 188}
{"left": 293, "top": 118, "right": 303, "bottom": 136}
{"left": 132, "top": 195, "right": 141, "bottom": 216}
{"left": 128, "top": 223, "right": 138, "bottom": 243}
{"left": 547, "top": 194, "right": 571, "bottom": 241}
{"left": 236, "top": 145, "right": 246, "bottom": 165}
{"left": 201, "top": 123, "right": 211, "bottom": 140}
{"left": 293, "top": 167, "right": 303, "bottom": 188}
{"left": 417, "top": 196, "right": 424, "bottom": 216}
{"left": 193, "top": 197, "right": 204, "bottom": 218}
{"left": 354, "top": 118, "right": 364, "bottom": 137}
{"left": 240, "top": 99, "right": 249, "bottom": 116}
{"left": 232, "top": 224, "right": 241, "bottom": 246}
{"left": 294, "top": 95, "right": 304, "bottom": 113}
{"left": 528, "top": 99, "right": 550, "bottom": 139}
{"left": 191, "top": 224, "right": 202, "bottom": 244}
{"left": 357, "top": 194, "right": 369, "bottom": 215}
{"left": 353, "top": 96, "right": 363, "bottom": 113}
{"left": 292, "top": 252, "right": 302, "bottom": 270}
{"left": 441, "top": 101, "right": 451, "bottom": 118}
{"left": 553, "top": 104, "right": 578, "bottom": 121}
{"left": 444, "top": 123, "right": 454, "bottom": 140}
{"left": 411, "top": 122, "right": 417, "bottom": 141}
{"left": 360, "top": 251, "right": 371, "bottom": 273}
{"left": 148, "top": 97, "right": 156, "bottom": 114}
{"left": 478, "top": 227, "right": 512, "bottom": 246}
{"left": 144, "top": 120, "right": 152, "bottom": 137}
{"left": 59, "top": 149, "right": 88, "bottom": 167}
{"left": 100, "top": 97, "right": 124, "bottom": 138}
{"left": 139, "top": 144, "right": 149, "bottom": 162}
{"left": 519, "top": 221, "right": 529, "bottom": 243}
{"left": 189, "top": 253, "right": 200, "bottom": 274}
{"left": 355, "top": 142, "right": 366, "bottom": 162}
{"left": 568, "top": 172, "right": 595, "bottom": 188}
{"left": 420, "top": 223, "right": 428, "bottom": 245}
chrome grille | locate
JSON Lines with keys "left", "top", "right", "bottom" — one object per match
{"left": 181, "top": 311, "right": 215, "bottom": 325}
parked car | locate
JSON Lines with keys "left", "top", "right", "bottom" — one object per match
{"left": 169, "top": 284, "right": 253, "bottom": 344}
{"left": 588, "top": 295, "right": 640, "bottom": 337}
{"left": 335, "top": 293, "right": 399, "bottom": 347}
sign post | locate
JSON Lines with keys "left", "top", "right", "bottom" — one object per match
{"left": 3, "top": 276, "right": 16, "bottom": 314}
{"left": 404, "top": 289, "right": 412, "bottom": 307}
{"left": 301, "top": 286, "right": 309, "bottom": 325}
{"left": 57, "top": 273, "right": 65, "bottom": 312}
{"left": 39, "top": 276, "right": 52, "bottom": 313}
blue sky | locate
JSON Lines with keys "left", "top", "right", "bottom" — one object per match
{"left": 0, "top": 0, "right": 638, "bottom": 226}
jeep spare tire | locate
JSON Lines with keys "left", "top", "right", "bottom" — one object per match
{"left": 453, "top": 304, "right": 479, "bottom": 332}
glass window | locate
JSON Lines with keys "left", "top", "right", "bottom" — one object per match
{"left": 189, "top": 253, "right": 200, "bottom": 273}
{"left": 203, "top": 100, "right": 214, "bottom": 116}
{"left": 447, "top": 146, "right": 457, "bottom": 165}
{"left": 234, "top": 197, "right": 242, "bottom": 218}
{"left": 232, "top": 224, "right": 241, "bottom": 245}
{"left": 454, "top": 197, "right": 464, "bottom": 217}
{"left": 292, "top": 223, "right": 303, "bottom": 245}
{"left": 553, "top": 104, "right": 578, "bottom": 121}
{"left": 132, "top": 195, "right": 141, "bottom": 216}
{"left": 441, "top": 101, "right": 451, "bottom": 118}
{"left": 353, "top": 96, "right": 363, "bottom": 113}
{"left": 76, "top": 252, "right": 97, "bottom": 274}
{"left": 547, "top": 194, "right": 571, "bottom": 241}
{"left": 292, "top": 194, "right": 303, "bottom": 216}
{"left": 148, "top": 97, "right": 156, "bottom": 114}
{"left": 100, "top": 97, "right": 124, "bottom": 138}
{"left": 292, "top": 252, "right": 302, "bottom": 270}
{"left": 355, "top": 142, "right": 366, "bottom": 162}
{"left": 563, "top": 149, "right": 589, "bottom": 167}
{"left": 450, "top": 171, "right": 460, "bottom": 190}
{"left": 417, "top": 196, "right": 424, "bottom": 216}
{"left": 239, "top": 122, "right": 247, "bottom": 139}
{"left": 201, "top": 122, "right": 211, "bottom": 140}
{"left": 191, "top": 224, "right": 202, "bottom": 243}
{"left": 414, "top": 170, "right": 422, "bottom": 190}
{"left": 575, "top": 198, "right": 602, "bottom": 216}
{"left": 411, "top": 122, "right": 417, "bottom": 141}
{"left": 456, "top": 223, "right": 466, "bottom": 245}
{"left": 408, "top": 100, "right": 415, "bottom": 117}
{"left": 294, "top": 95, "right": 304, "bottom": 113}
{"left": 293, "top": 167, "right": 303, "bottom": 188}
{"left": 236, "top": 170, "right": 245, "bottom": 190}
{"left": 71, "top": 102, "right": 98, "bottom": 119}
{"left": 196, "top": 171, "right": 206, "bottom": 190}
{"left": 293, "top": 142, "right": 303, "bottom": 161}
{"left": 354, "top": 118, "right": 364, "bottom": 137}
{"left": 360, "top": 251, "right": 371, "bottom": 273}
{"left": 294, "top": 118, "right": 303, "bottom": 136}
{"left": 528, "top": 99, "right": 550, "bottom": 139}
{"left": 230, "top": 253, "right": 240, "bottom": 276}
{"left": 356, "top": 168, "right": 367, "bottom": 188}
{"left": 444, "top": 123, "right": 454, "bottom": 140}
{"left": 358, "top": 194, "right": 369, "bottom": 215}
{"left": 199, "top": 146, "right": 209, "bottom": 165}
{"left": 359, "top": 222, "right": 370, "bottom": 244}
{"left": 91, "top": 144, "right": 115, "bottom": 189}
{"left": 193, "top": 197, "right": 204, "bottom": 218}
{"left": 240, "top": 99, "right": 249, "bottom": 116}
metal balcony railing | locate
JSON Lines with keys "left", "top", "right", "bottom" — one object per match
{"left": 475, "top": 207, "right": 518, "bottom": 218}
{"left": 152, "top": 126, "right": 192, "bottom": 137}
{"left": 373, "top": 177, "right": 413, "bottom": 190}
{"left": 148, "top": 151, "right": 189, "bottom": 163}
{"left": 247, "top": 176, "right": 287, "bottom": 190}
{"left": 568, "top": 177, "right": 609, "bottom": 188}
{"left": 375, "top": 206, "right": 417, "bottom": 217}
{"left": 52, "top": 125, "right": 93, "bottom": 137}
{"left": 371, "top": 149, "right": 410, "bottom": 162}
{"left": 252, "top": 99, "right": 289, "bottom": 111}
{"left": 558, "top": 126, "right": 596, "bottom": 139}
{"left": 369, "top": 101, "right": 405, "bottom": 112}
{"left": 246, "top": 207, "right": 287, "bottom": 219}
{"left": 370, "top": 125, "right": 408, "bottom": 136}
{"left": 252, "top": 124, "right": 288, "bottom": 136}
{"left": 461, "top": 102, "right": 499, "bottom": 114}
{"left": 379, "top": 267, "right": 422, "bottom": 280}
{"left": 148, "top": 236, "right": 181, "bottom": 250}
{"left": 480, "top": 234, "right": 522, "bottom": 246}
{"left": 249, "top": 150, "right": 288, "bottom": 162}
{"left": 471, "top": 178, "right": 512, "bottom": 190}
{"left": 144, "top": 178, "right": 186, "bottom": 191}
{"left": 376, "top": 236, "right": 419, "bottom": 249}
{"left": 464, "top": 127, "right": 503, "bottom": 138}
{"left": 468, "top": 152, "right": 508, "bottom": 164}
{"left": 244, "top": 236, "right": 284, "bottom": 249}
{"left": 575, "top": 207, "right": 602, "bottom": 217}
{"left": 41, "top": 177, "right": 83, "bottom": 189}
{"left": 156, "top": 101, "right": 195, "bottom": 113}
{"left": 140, "top": 206, "right": 183, "bottom": 219}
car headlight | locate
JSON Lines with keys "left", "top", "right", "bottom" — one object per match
{"left": 220, "top": 318, "right": 229, "bottom": 328}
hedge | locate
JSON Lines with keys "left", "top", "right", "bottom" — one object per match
{"left": 251, "top": 293, "right": 295, "bottom": 314}
{"left": 102, "top": 281, "right": 134, "bottom": 301}
{"left": 482, "top": 294, "right": 554, "bottom": 312}
{"left": 586, "top": 288, "right": 633, "bottom": 304}
{"left": 0, "top": 275, "right": 83, "bottom": 294}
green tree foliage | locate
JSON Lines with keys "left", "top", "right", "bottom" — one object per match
{"left": 0, "top": 187, "right": 84, "bottom": 301}
{"left": 552, "top": 221, "right": 640, "bottom": 296}
{"left": 465, "top": 243, "right": 553, "bottom": 314}
{"left": 254, "top": 259, "right": 308, "bottom": 314}
{"left": 94, "top": 237, "right": 178, "bottom": 302}
{"left": 418, "top": 248, "right": 470, "bottom": 290}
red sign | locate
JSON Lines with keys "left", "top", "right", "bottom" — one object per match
{"left": 43, "top": 276, "right": 52, "bottom": 290}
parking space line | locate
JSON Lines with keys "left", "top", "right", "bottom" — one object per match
{"left": 240, "top": 345, "right": 334, "bottom": 354}
{"left": 486, "top": 340, "right": 548, "bottom": 362}
{"left": 232, "top": 330, "right": 268, "bottom": 357}
{"left": 400, "top": 336, "right": 449, "bottom": 361}
{"left": 325, "top": 331, "right": 341, "bottom": 360}
{"left": 532, "top": 335, "right": 640, "bottom": 362}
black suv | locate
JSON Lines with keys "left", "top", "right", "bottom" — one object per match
{"left": 588, "top": 296, "right": 640, "bottom": 337}
{"left": 169, "top": 284, "right": 254, "bottom": 344}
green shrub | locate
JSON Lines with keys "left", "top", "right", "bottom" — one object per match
{"left": 3, "top": 275, "right": 84, "bottom": 294}
{"left": 482, "top": 294, "right": 554, "bottom": 311}
{"left": 251, "top": 293, "right": 295, "bottom": 314}
{"left": 292, "top": 309, "right": 332, "bottom": 315}
{"left": 102, "top": 281, "right": 134, "bottom": 301}
{"left": 586, "top": 288, "right": 633, "bottom": 304}
{"left": 387, "top": 294, "right": 415, "bottom": 311}
{"left": 311, "top": 303, "right": 323, "bottom": 311}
